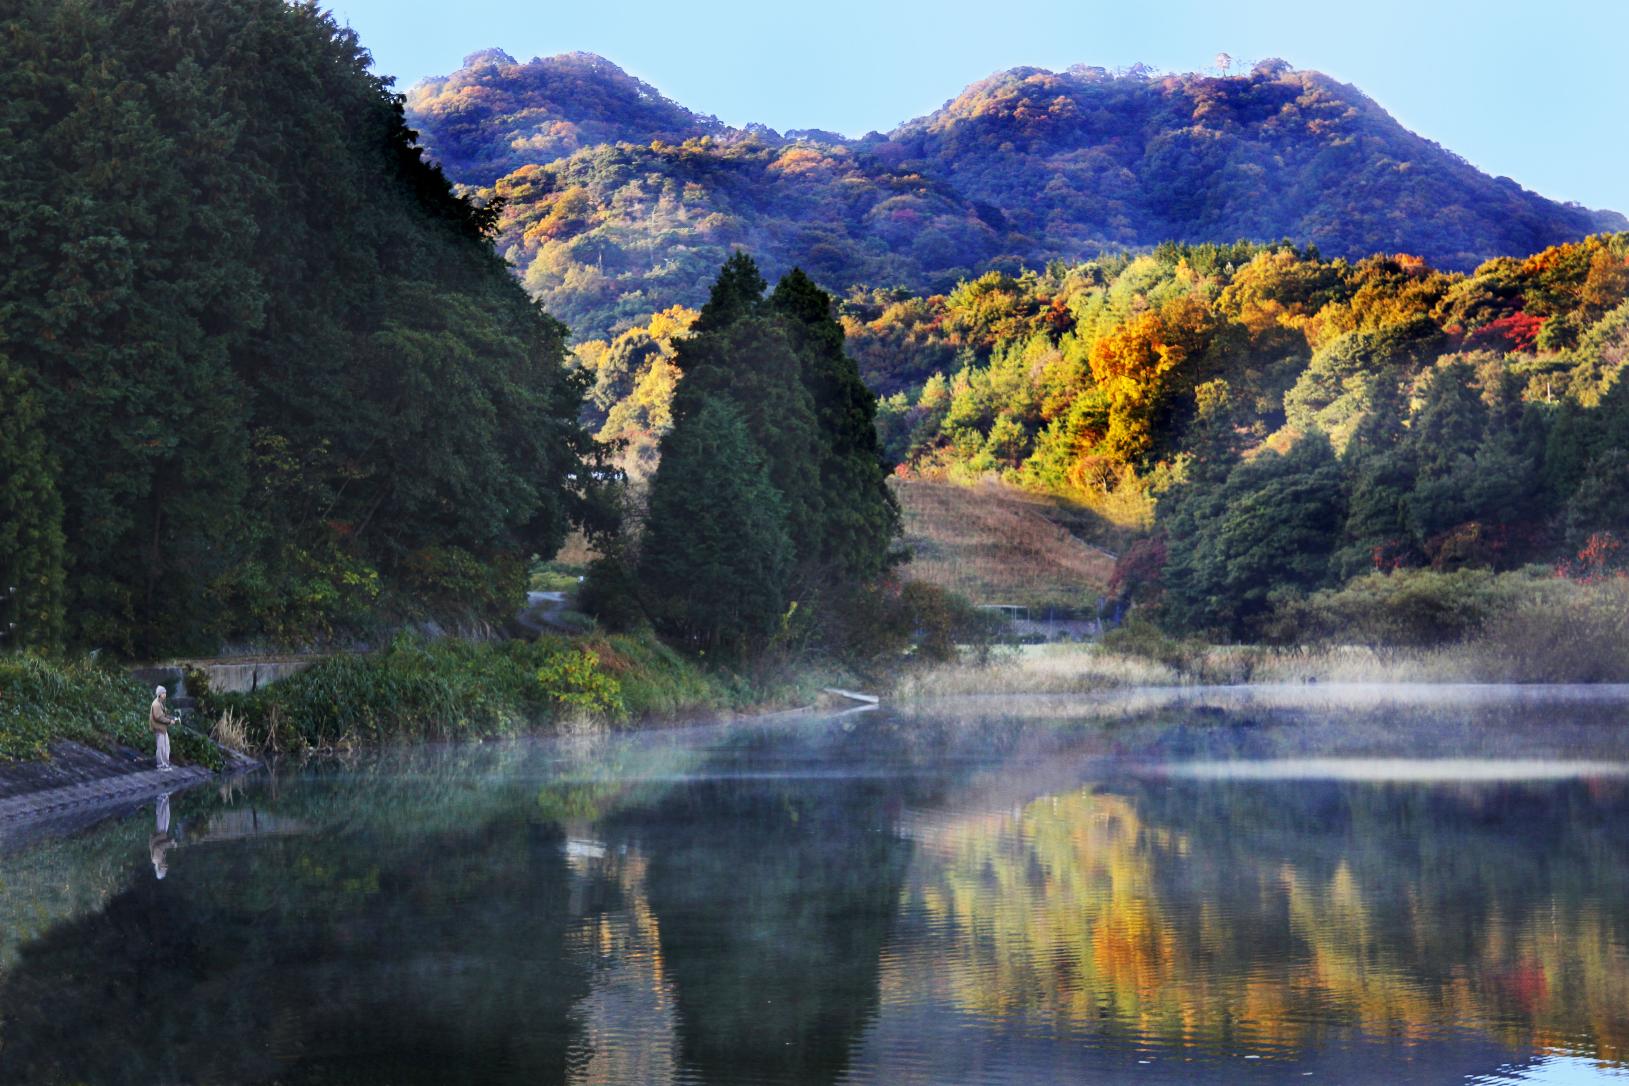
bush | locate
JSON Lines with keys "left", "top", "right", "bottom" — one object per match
{"left": 535, "top": 647, "right": 624, "bottom": 717}
{"left": 1099, "top": 615, "right": 1200, "bottom": 673}
{"left": 209, "top": 634, "right": 630, "bottom": 751}
{"left": 1268, "top": 567, "right": 1566, "bottom": 647}
{"left": 577, "top": 550, "right": 648, "bottom": 632}
{"left": 1476, "top": 577, "right": 1629, "bottom": 681}
{"left": 590, "top": 633, "right": 737, "bottom": 718}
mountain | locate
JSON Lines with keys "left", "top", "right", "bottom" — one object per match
{"left": 405, "top": 53, "right": 1626, "bottom": 341}
{"left": 405, "top": 50, "right": 734, "bottom": 185}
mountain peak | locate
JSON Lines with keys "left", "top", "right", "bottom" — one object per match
{"left": 460, "top": 47, "right": 516, "bottom": 69}
{"left": 407, "top": 50, "right": 730, "bottom": 184}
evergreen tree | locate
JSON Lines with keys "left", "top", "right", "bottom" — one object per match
{"left": 1183, "top": 379, "right": 1245, "bottom": 487}
{"left": 673, "top": 258, "right": 825, "bottom": 574}
{"left": 692, "top": 251, "right": 768, "bottom": 334}
{"left": 770, "top": 269, "right": 901, "bottom": 580}
{"left": 0, "top": 356, "right": 66, "bottom": 650}
{"left": 1161, "top": 432, "right": 1345, "bottom": 637}
{"left": 639, "top": 398, "right": 793, "bottom": 653}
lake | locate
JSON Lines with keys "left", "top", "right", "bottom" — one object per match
{"left": 2, "top": 685, "right": 1628, "bottom": 1084}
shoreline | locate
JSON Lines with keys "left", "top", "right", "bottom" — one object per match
{"left": 11, "top": 675, "right": 1629, "bottom": 846}
{"left": 0, "top": 740, "right": 258, "bottom": 851}
{"left": 0, "top": 686, "right": 847, "bottom": 843}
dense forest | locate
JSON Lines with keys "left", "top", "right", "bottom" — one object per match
{"left": 0, "top": 0, "right": 598, "bottom": 656}
{"left": 406, "top": 51, "right": 1624, "bottom": 341}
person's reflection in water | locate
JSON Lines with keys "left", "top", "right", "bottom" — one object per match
{"left": 148, "top": 792, "right": 175, "bottom": 880}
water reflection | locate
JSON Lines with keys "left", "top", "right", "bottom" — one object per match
{"left": 148, "top": 792, "right": 175, "bottom": 880}
{"left": 866, "top": 776, "right": 1629, "bottom": 1081}
{"left": 0, "top": 696, "right": 1626, "bottom": 1084}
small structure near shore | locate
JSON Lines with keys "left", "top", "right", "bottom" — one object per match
{"left": 823, "top": 687, "right": 880, "bottom": 705}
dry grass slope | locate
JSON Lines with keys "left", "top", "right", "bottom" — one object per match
{"left": 892, "top": 478, "right": 1122, "bottom": 613}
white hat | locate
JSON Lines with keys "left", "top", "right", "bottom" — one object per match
{"left": 156, "top": 685, "right": 166, "bottom": 697}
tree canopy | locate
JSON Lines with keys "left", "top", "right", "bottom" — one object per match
{"left": 0, "top": 0, "right": 595, "bottom": 653}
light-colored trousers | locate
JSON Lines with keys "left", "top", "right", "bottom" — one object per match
{"left": 155, "top": 731, "right": 170, "bottom": 769}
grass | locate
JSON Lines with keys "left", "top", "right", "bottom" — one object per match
{"left": 891, "top": 643, "right": 1180, "bottom": 699}
{"left": 891, "top": 477, "right": 1123, "bottom": 615}
{"left": 528, "top": 560, "right": 587, "bottom": 593}
{"left": 891, "top": 591, "right": 1629, "bottom": 701}
{"left": 200, "top": 629, "right": 829, "bottom": 756}
{"left": 0, "top": 654, "right": 221, "bottom": 768}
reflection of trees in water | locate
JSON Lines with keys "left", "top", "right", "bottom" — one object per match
{"left": 900, "top": 777, "right": 1629, "bottom": 1062}
{"left": 609, "top": 728, "right": 918, "bottom": 1085}
{"left": 0, "top": 818, "right": 589, "bottom": 1084}
{"left": 0, "top": 722, "right": 928, "bottom": 1085}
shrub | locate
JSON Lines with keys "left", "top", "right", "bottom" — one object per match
{"left": 209, "top": 634, "right": 630, "bottom": 751}
{"left": 1477, "top": 577, "right": 1629, "bottom": 681}
{"left": 1099, "top": 615, "right": 1200, "bottom": 673}
{"left": 1268, "top": 567, "right": 1566, "bottom": 647}
{"left": 577, "top": 550, "right": 648, "bottom": 632}
{"left": 536, "top": 647, "right": 624, "bottom": 717}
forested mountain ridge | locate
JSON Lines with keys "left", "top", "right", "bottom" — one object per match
{"left": 405, "top": 52, "right": 1625, "bottom": 341}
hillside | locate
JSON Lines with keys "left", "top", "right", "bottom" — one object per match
{"left": 892, "top": 479, "right": 1120, "bottom": 614}
{"left": 405, "top": 50, "right": 733, "bottom": 185}
{"left": 405, "top": 53, "right": 1624, "bottom": 341}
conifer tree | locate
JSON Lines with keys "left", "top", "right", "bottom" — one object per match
{"left": 672, "top": 257, "right": 825, "bottom": 573}
{"left": 0, "top": 356, "right": 66, "bottom": 650}
{"left": 639, "top": 397, "right": 792, "bottom": 653}
{"left": 771, "top": 269, "right": 901, "bottom": 580}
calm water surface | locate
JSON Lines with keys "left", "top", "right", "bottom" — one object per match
{"left": 3, "top": 686, "right": 1629, "bottom": 1084}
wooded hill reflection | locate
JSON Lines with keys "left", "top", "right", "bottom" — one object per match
{"left": 897, "top": 777, "right": 1629, "bottom": 1065}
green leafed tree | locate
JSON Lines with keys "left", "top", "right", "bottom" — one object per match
{"left": 1161, "top": 431, "right": 1345, "bottom": 637}
{"left": 0, "top": 0, "right": 594, "bottom": 653}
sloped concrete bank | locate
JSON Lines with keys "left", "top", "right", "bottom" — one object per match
{"left": 0, "top": 740, "right": 258, "bottom": 849}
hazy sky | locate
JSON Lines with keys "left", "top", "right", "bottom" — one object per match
{"left": 328, "top": 0, "right": 1628, "bottom": 213}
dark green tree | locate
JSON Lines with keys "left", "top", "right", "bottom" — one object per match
{"left": 0, "top": 355, "right": 66, "bottom": 649}
{"left": 1161, "top": 432, "right": 1345, "bottom": 637}
{"left": 771, "top": 268, "right": 901, "bottom": 580}
{"left": 0, "top": 0, "right": 593, "bottom": 653}
{"left": 672, "top": 257, "right": 825, "bottom": 575}
{"left": 639, "top": 397, "right": 793, "bottom": 653}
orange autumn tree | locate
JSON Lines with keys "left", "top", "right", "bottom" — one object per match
{"left": 1087, "top": 298, "right": 1208, "bottom": 463}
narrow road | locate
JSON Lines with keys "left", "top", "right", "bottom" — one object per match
{"left": 516, "top": 590, "right": 577, "bottom": 634}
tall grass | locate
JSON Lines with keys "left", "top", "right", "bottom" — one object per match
{"left": 203, "top": 630, "right": 812, "bottom": 755}
{"left": 0, "top": 654, "right": 220, "bottom": 767}
{"left": 892, "top": 576, "right": 1629, "bottom": 697}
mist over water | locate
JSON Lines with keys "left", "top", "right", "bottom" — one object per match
{"left": 2, "top": 690, "right": 1628, "bottom": 1084}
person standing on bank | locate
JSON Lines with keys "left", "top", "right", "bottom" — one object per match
{"left": 151, "top": 685, "right": 175, "bottom": 771}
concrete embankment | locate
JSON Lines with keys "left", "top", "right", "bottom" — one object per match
{"left": 0, "top": 740, "right": 257, "bottom": 849}
{"left": 130, "top": 658, "right": 317, "bottom": 698}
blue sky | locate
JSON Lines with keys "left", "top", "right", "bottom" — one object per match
{"left": 328, "top": 0, "right": 1628, "bottom": 213}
